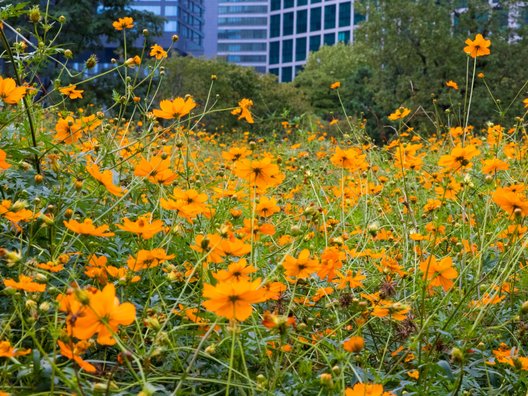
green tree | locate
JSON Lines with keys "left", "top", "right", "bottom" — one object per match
{"left": 160, "top": 56, "right": 310, "bottom": 134}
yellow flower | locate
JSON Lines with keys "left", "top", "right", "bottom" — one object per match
{"left": 112, "top": 17, "right": 134, "bottom": 31}
{"left": 388, "top": 107, "right": 411, "bottom": 121}
{"left": 152, "top": 97, "right": 196, "bottom": 119}
{"left": 464, "top": 33, "right": 491, "bottom": 58}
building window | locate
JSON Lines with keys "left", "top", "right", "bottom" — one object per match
{"left": 218, "top": 6, "right": 269, "bottom": 14}
{"left": 337, "top": 30, "right": 350, "bottom": 43}
{"left": 269, "top": 41, "right": 280, "bottom": 64}
{"left": 283, "top": 0, "right": 294, "bottom": 8}
{"left": 164, "top": 20, "right": 178, "bottom": 32}
{"left": 309, "top": 35, "right": 321, "bottom": 52}
{"left": 270, "top": 14, "right": 281, "bottom": 38}
{"left": 354, "top": 12, "right": 366, "bottom": 25}
{"left": 297, "top": 9, "right": 308, "bottom": 33}
{"left": 311, "top": 0, "right": 322, "bottom": 3}
{"left": 218, "top": 30, "right": 267, "bottom": 40}
{"left": 218, "top": 43, "right": 267, "bottom": 52}
{"left": 271, "top": 0, "right": 281, "bottom": 11}
{"left": 283, "top": 12, "right": 294, "bottom": 36}
{"left": 295, "top": 65, "right": 304, "bottom": 77}
{"left": 282, "top": 66, "right": 293, "bottom": 82}
{"left": 310, "top": 7, "right": 321, "bottom": 31}
{"left": 339, "top": 2, "right": 351, "bottom": 27}
{"left": 298, "top": 0, "right": 308, "bottom": 5}
{"left": 295, "top": 37, "right": 307, "bottom": 61}
{"left": 165, "top": 6, "right": 178, "bottom": 17}
{"left": 282, "top": 39, "right": 293, "bottom": 63}
{"left": 270, "top": 68, "right": 279, "bottom": 77}
{"left": 324, "top": 32, "right": 335, "bottom": 45}
{"left": 226, "top": 55, "right": 266, "bottom": 63}
{"left": 324, "top": 4, "right": 336, "bottom": 29}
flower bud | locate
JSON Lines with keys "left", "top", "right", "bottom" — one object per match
{"left": 64, "top": 49, "right": 73, "bottom": 59}
{"left": 29, "top": 6, "right": 41, "bottom": 23}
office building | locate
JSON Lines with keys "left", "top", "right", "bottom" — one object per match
{"left": 268, "top": 0, "right": 363, "bottom": 82}
{"left": 131, "top": 0, "right": 205, "bottom": 55}
{"left": 217, "top": 1, "right": 269, "bottom": 73}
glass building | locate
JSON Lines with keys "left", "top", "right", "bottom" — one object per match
{"left": 268, "top": 0, "right": 363, "bottom": 82}
{"left": 217, "top": 1, "right": 269, "bottom": 73}
{"left": 131, "top": 0, "right": 205, "bottom": 55}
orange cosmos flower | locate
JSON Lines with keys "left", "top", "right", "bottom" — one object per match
{"left": 160, "top": 188, "right": 212, "bottom": 222}
{"left": 212, "top": 258, "right": 257, "bottom": 283}
{"left": 438, "top": 144, "right": 480, "bottom": 171}
{"left": 282, "top": 249, "right": 319, "bottom": 280}
{"left": 256, "top": 196, "right": 280, "bottom": 217}
{"left": 150, "top": 44, "right": 167, "bottom": 60}
{"left": 330, "top": 81, "right": 341, "bottom": 89}
{"left": 222, "top": 146, "right": 252, "bottom": 162}
{"left": 59, "top": 84, "right": 84, "bottom": 99}
{"left": 116, "top": 214, "right": 164, "bottom": 239}
{"left": 86, "top": 162, "right": 126, "bottom": 197}
{"left": 112, "top": 17, "right": 134, "bottom": 31}
{"left": 0, "top": 76, "right": 27, "bottom": 104}
{"left": 202, "top": 278, "right": 266, "bottom": 321}
{"left": 371, "top": 301, "right": 410, "bottom": 321}
{"left": 482, "top": 158, "right": 509, "bottom": 174}
{"left": 4, "top": 274, "right": 46, "bottom": 292}
{"left": 446, "top": 80, "right": 459, "bottom": 90}
{"left": 345, "top": 383, "right": 395, "bottom": 396}
{"left": 127, "top": 248, "right": 175, "bottom": 271}
{"left": 0, "top": 149, "right": 10, "bottom": 171}
{"left": 64, "top": 218, "right": 115, "bottom": 237}
{"left": 523, "top": 98, "right": 528, "bottom": 108}
{"left": 54, "top": 116, "right": 83, "bottom": 144}
{"left": 57, "top": 340, "right": 96, "bottom": 373}
{"left": 71, "top": 283, "right": 136, "bottom": 345}
{"left": 388, "top": 107, "right": 411, "bottom": 121}
{"left": 330, "top": 146, "right": 369, "bottom": 171}
{"left": 343, "top": 336, "right": 365, "bottom": 353}
{"left": 134, "top": 155, "right": 178, "bottom": 185}
{"left": 233, "top": 157, "right": 284, "bottom": 189}
{"left": 420, "top": 256, "right": 458, "bottom": 292}
{"left": 333, "top": 270, "right": 366, "bottom": 289}
{"left": 152, "top": 97, "right": 196, "bottom": 119}
{"left": 0, "top": 340, "right": 31, "bottom": 358}
{"left": 464, "top": 33, "right": 491, "bottom": 58}
{"left": 231, "top": 98, "right": 254, "bottom": 124}
{"left": 492, "top": 187, "right": 528, "bottom": 217}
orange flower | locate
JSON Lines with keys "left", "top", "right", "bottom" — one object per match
{"left": 57, "top": 340, "right": 96, "bottom": 373}
{"left": 345, "top": 383, "right": 395, "bottom": 396}
{"left": 0, "top": 340, "right": 31, "bottom": 358}
{"left": 59, "top": 84, "right": 84, "bottom": 99}
{"left": 0, "top": 149, "right": 10, "bottom": 171}
{"left": 134, "top": 155, "right": 178, "bottom": 185}
{"left": 116, "top": 214, "right": 164, "bottom": 239}
{"left": 150, "top": 44, "right": 167, "bottom": 60}
{"left": 112, "top": 17, "right": 134, "bottom": 31}
{"left": 282, "top": 249, "right": 319, "bottom": 280}
{"left": 222, "top": 146, "right": 252, "bottom": 162}
{"left": 438, "top": 144, "right": 480, "bottom": 171}
{"left": 464, "top": 33, "right": 491, "bottom": 58}
{"left": 152, "top": 97, "right": 196, "bottom": 119}
{"left": 446, "top": 80, "right": 459, "bottom": 90}
{"left": 256, "top": 196, "right": 280, "bottom": 217}
{"left": 160, "top": 188, "right": 212, "bottom": 222}
{"left": 127, "top": 248, "right": 175, "bottom": 271}
{"left": 86, "top": 161, "right": 126, "bottom": 197}
{"left": 0, "top": 76, "right": 27, "bottom": 104}
{"left": 64, "top": 218, "right": 115, "bottom": 237}
{"left": 371, "top": 301, "right": 410, "bottom": 321}
{"left": 202, "top": 278, "right": 266, "bottom": 321}
{"left": 212, "top": 258, "right": 257, "bottom": 282}
{"left": 330, "top": 146, "right": 369, "bottom": 171}
{"left": 420, "top": 256, "right": 458, "bottom": 292}
{"left": 54, "top": 116, "right": 83, "bottom": 144}
{"left": 388, "top": 107, "right": 411, "bottom": 121}
{"left": 492, "top": 187, "right": 528, "bottom": 217}
{"left": 233, "top": 157, "right": 284, "bottom": 189}
{"left": 333, "top": 270, "right": 366, "bottom": 289}
{"left": 231, "top": 98, "right": 254, "bottom": 124}
{"left": 330, "top": 81, "right": 341, "bottom": 89}
{"left": 71, "top": 283, "right": 136, "bottom": 345}
{"left": 4, "top": 275, "right": 46, "bottom": 292}
{"left": 482, "top": 158, "right": 509, "bottom": 174}
{"left": 343, "top": 336, "right": 365, "bottom": 353}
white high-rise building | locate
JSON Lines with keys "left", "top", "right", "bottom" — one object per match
{"left": 216, "top": 1, "right": 269, "bottom": 73}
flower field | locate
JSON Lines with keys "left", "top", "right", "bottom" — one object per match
{"left": 1, "top": 10, "right": 528, "bottom": 396}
